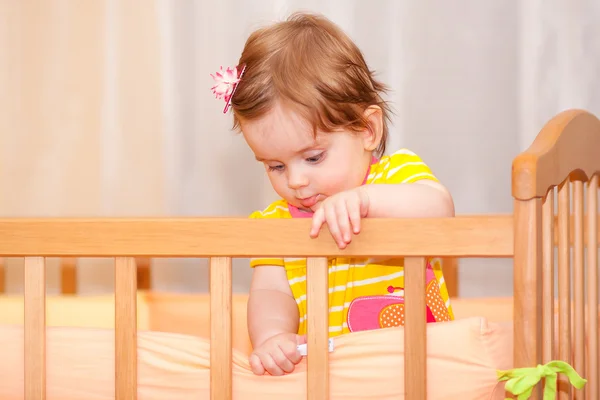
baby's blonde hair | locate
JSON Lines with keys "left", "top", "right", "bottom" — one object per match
{"left": 231, "top": 12, "right": 391, "bottom": 156}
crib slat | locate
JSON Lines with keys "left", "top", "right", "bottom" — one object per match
{"left": 514, "top": 198, "right": 543, "bottom": 400}
{"left": 115, "top": 257, "right": 138, "bottom": 400}
{"left": 209, "top": 257, "right": 232, "bottom": 400}
{"left": 587, "top": 175, "right": 598, "bottom": 400}
{"left": 60, "top": 257, "right": 77, "bottom": 294}
{"left": 573, "top": 180, "right": 585, "bottom": 399}
{"left": 24, "top": 256, "right": 46, "bottom": 400}
{"left": 405, "top": 257, "right": 427, "bottom": 399}
{"left": 542, "top": 190, "right": 554, "bottom": 363}
{"left": 557, "top": 180, "right": 571, "bottom": 399}
{"left": 136, "top": 257, "right": 152, "bottom": 290}
{"left": 0, "top": 257, "right": 5, "bottom": 293}
{"left": 306, "top": 257, "right": 329, "bottom": 400}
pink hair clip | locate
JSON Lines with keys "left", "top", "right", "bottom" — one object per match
{"left": 210, "top": 64, "right": 246, "bottom": 113}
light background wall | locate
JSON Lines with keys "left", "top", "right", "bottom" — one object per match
{"left": 1, "top": 0, "right": 599, "bottom": 297}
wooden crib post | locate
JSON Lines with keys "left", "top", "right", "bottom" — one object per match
{"left": 209, "top": 257, "right": 233, "bottom": 400}
{"left": 114, "top": 257, "right": 138, "bottom": 400}
{"left": 404, "top": 257, "right": 427, "bottom": 399}
{"left": 306, "top": 257, "right": 330, "bottom": 400}
{"left": 556, "top": 180, "right": 573, "bottom": 399}
{"left": 541, "top": 188, "right": 555, "bottom": 365}
{"left": 513, "top": 197, "right": 543, "bottom": 399}
{"left": 572, "top": 179, "right": 585, "bottom": 390}
{"left": 24, "top": 256, "right": 47, "bottom": 400}
{"left": 587, "top": 175, "right": 599, "bottom": 399}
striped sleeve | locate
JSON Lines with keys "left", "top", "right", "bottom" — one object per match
{"left": 373, "top": 149, "right": 439, "bottom": 185}
{"left": 248, "top": 201, "right": 288, "bottom": 268}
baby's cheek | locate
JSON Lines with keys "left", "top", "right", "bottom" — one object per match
{"left": 271, "top": 183, "right": 295, "bottom": 204}
{"left": 269, "top": 176, "right": 289, "bottom": 192}
{"left": 321, "top": 171, "right": 355, "bottom": 194}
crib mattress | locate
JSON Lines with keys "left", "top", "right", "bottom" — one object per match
{"left": 0, "top": 316, "right": 512, "bottom": 400}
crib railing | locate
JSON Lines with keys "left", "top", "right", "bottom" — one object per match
{"left": 0, "top": 215, "right": 513, "bottom": 400}
{"left": 512, "top": 109, "right": 600, "bottom": 400}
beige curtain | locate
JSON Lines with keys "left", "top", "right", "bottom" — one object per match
{"left": 0, "top": 1, "right": 170, "bottom": 294}
{"left": 1, "top": 0, "right": 599, "bottom": 296}
{"left": 0, "top": 1, "right": 166, "bottom": 217}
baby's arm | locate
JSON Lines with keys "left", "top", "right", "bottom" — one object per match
{"left": 309, "top": 179, "right": 455, "bottom": 248}
{"left": 362, "top": 179, "right": 455, "bottom": 218}
{"left": 247, "top": 265, "right": 305, "bottom": 375}
{"left": 247, "top": 265, "right": 299, "bottom": 347}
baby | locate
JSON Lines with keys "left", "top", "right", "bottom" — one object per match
{"left": 211, "top": 12, "right": 455, "bottom": 377}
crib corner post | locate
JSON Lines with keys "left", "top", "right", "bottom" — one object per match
{"left": 512, "top": 198, "right": 543, "bottom": 399}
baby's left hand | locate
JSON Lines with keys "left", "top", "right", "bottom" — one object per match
{"left": 309, "top": 187, "right": 370, "bottom": 249}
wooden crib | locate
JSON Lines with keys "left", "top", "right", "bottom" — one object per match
{"left": 0, "top": 108, "right": 598, "bottom": 400}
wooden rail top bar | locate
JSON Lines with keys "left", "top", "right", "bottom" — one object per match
{"left": 0, "top": 215, "right": 513, "bottom": 258}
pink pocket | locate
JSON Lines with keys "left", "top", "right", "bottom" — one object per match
{"left": 347, "top": 296, "right": 404, "bottom": 332}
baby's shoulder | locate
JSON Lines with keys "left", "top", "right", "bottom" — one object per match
{"left": 249, "top": 199, "right": 292, "bottom": 219}
{"left": 376, "top": 148, "right": 425, "bottom": 167}
{"left": 368, "top": 148, "right": 437, "bottom": 184}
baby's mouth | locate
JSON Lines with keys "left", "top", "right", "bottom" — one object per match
{"left": 298, "top": 194, "right": 324, "bottom": 210}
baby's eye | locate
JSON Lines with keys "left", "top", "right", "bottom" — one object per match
{"left": 268, "top": 164, "right": 284, "bottom": 172}
{"left": 306, "top": 153, "right": 324, "bottom": 163}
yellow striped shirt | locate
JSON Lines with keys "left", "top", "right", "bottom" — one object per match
{"left": 249, "top": 149, "right": 454, "bottom": 337}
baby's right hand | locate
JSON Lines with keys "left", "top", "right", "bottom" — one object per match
{"left": 249, "top": 332, "right": 307, "bottom": 376}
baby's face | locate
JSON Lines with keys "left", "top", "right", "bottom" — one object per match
{"left": 240, "top": 102, "right": 373, "bottom": 212}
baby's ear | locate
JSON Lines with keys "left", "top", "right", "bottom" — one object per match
{"left": 362, "top": 105, "right": 384, "bottom": 151}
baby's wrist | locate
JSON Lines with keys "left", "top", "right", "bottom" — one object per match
{"left": 356, "top": 186, "right": 371, "bottom": 217}
{"left": 254, "top": 330, "right": 289, "bottom": 348}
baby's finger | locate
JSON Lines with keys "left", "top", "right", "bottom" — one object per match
{"left": 249, "top": 354, "right": 265, "bottom": 375}
{"left": 280, "top": 340, "right": 302, "bottom": 364}
{"left": 335, "top": 201, "right": 352, "bottom": 243}
{"left": 325, "top": 205, "right": 344, "bottom": 248}
{"left": 347, "top": 198, "right": 361, "bottom": 234}
{"left": 260, "top": 353, "right": 285, "bottom": 376}
{"left": 273, "top": 346, "right": 296, "bottom": 373}
{"left": 310, "top": 208, "right": 326, "bottom": 238}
